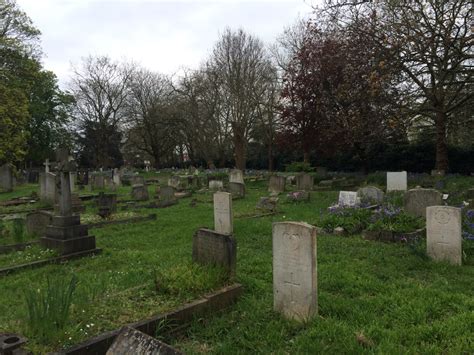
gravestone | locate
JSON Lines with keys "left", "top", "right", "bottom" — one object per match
{"left": 287, "top": 191, "right": 310, "bottom": 202}
{"left": 40, "top": 172, "right": 56, "bottom": 202}
{"left": 107, "top": 326, "right": 182, "bottom": 355}
{"left": 209, "top": 180, "right": 224, "bottom": 191}
{"left": 273, "top": 222, "right": 317, "bottom": 321}
{"left": 229, "top": 169, "right": 244, "bottom": 184}
{"left": 387, "top": 171, "right": 407, "bottom": 192}
{"left": 26, "top": 211, "right": 53, "bottom": 237}
{"left": 91, "top": 174, "right": 105, "bottom": 190}
{"left": 112, "top": 168, "right": 121, "bottom": 186}
{"left": 426, "top": 206, "right": 462, "bottom": 265}
{"left": 69, "top": 172, "right": 76, "bottom": 192}
{"left": 268, "top": 175, "right": 285, "bottom": 195}
{"left": 159, "top": 186, "right": 176, "bottom": 201}
{"left": 0, "top": 164, "right": 13, "bottom": 192}
{"left": 214, "top": 191, "right": 232, "bottom": 235}
{"left": 168, "top": 176, "right": 180, "bottom": 189}
{"left": 192, "top": 228, "right": 237, "bottom": 275}
{"left": 97, "top": 192, "right": 117, "bottom": 217}
{"left": 296, "top": 173, "right": 313, "bottom": 191}
{"left": 357, "top": 186, "right": 384, "bottom": 204}
{"left": 256, "top": 197, "right": 278, "bottom": 212}
{"left": 229, "top": 182, "right": 245, "bottom": 198}
{"left": 41, "top": 148, "right": 97, "bottom": 255}
{"left": 131, "top": 184, "right": 149, "bottom": 201}
{"left": 404, "top": 188, "right": 442, "bottom": 218}
{"left": 338, "top": 191, "right": 359, "bottom": 207}
{"left": 131, "top": 175, "right": 145, "bottom": 186}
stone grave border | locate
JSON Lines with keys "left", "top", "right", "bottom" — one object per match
{"left": 55, "top": 283, "right": 243, "bottom": 355}
{"left": 0, "top": 248, "right": 102, "bottom": 277}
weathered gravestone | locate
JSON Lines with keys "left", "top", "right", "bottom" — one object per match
{"left": 357, "top": 186, "right": 384, "bottom": 204}
{"left": 131, "top": 184, "right": 149, "bottom": 201}
{"left": 387, "top": 171, "right": 407, "bottom": 192}
{"left": 338, "top": 191, "right": 359, "bottom": 207}
{"left": 287, "top": 191, "right": 310, "bottom": 202}
{"left": 214, "top": 191, "right": 233, "bottom": 235}
{"left": 268, "top": 175, "right": 285, "bottom": 195}
{"left": 69, "top": 172, "right": 76, "bottom": 192}
{"left": 229, "top": 169, "right": 244, "bottom": 184}
{"left": 257, "top": 197, "right": 279, "bottom": 212}
{"left": 97, "top": 192, "right": 117, "bottom": 218}
{"left": 26, "top": 211, "right": 53, "bottom": 237}
{"left": 209, "top": 180, "right": 224, "bottom": 191}
{"left": 41, "top": 148, "right": 97, "bottom": 255}
{"left": 296, "top": 173, "right": 314, "bottom": 191}
{"left": 0, "top": 164, "right": 14, "bottom": 192}
{"left": 168, "top": 176, "right": 180, "bottom": 189}
{"left": 107, "top": 326, "right": 183, "bottom": 355}
{"left": 273, "top": 222, "right": 317, "bottom": 322}
{"left": 131, "top": 175, "right": 145, "bottom": 186}
{"left": 159, "top": 186, "right": 176, "bottom": 201}
{"left": 192, "top": 228, "right": 237, "bottom": 276}
{"left": 39, "top": 172, "right": 56, "bottom": 202}
{"left": 112, "top": 168, "right": 121, "bottom": 187}
{"left": 426, "top": 206, "right": 462, "bottom": 265}
{"left": 404, "top": 188, "right": 442, "bottom": 218}
{"left": 229, "top": 182, "right": 245, "bottom": 198}
{"left": 91, "top": 174, "right": 105, "bottom": 190}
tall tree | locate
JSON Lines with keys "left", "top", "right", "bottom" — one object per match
{"left": 323, "top": 0, "right": 473, "bottom": 171}
{"left": 208, "top": 28, "right": 275, "bottom": 170}
{"left": 70, "top": 55, "right": 132, "bottom": 168}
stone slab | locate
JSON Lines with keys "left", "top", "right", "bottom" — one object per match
{"left": 213, "top": 191, "right": 233, "bottom": 235}
{"left": 387, "top": 171, "right": 407, "bottom": 192}
{"left": 404, "top": 188, "right": 442, "bottom": 218}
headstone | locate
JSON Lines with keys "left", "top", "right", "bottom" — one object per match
{"left": 286, "top": 176, "right": 296, "bottom": 185}
{"left": 338, "top": 191, "right": 359, "bottom": 207}
{"left": 41, "top": 148, "right": 97, "bottom": 255}
{"left": 229, "top": 182, "right": 245, "bottom": 198}
{"left": 131, "top": 184, "right": 149, "bottom": 201}
{"left": 159, "top": 186, "right": 176, "bottom": 202}
{"left": 168, "top": 176, "right": 180, "bottom": 189}
{"left": 113, "top": 168, "right": 121, "bottom": 186}
{"left": 0, "top": 164, "right": 13, "bottom": 192}
{"left": 387, "top": 171, "right": 407, "bottom": 192}
{"left": 43, "top": 159, "right": 51, "bottom": 173}
{"left": 404, "top": 188, "right": 442, "bottom": 218}
{"left": 287, "top": 191, "right": 310, "bottom": 202}
{"left": 131, "top": 175, "right": 145, "bottom": 186}
{"left": 426, "top": 206, "right": 462, "bottom": 265}
{"left": 209, "top": 180, "right": 224, "bottom": 191}
{"left": 91, "top": 174, "right": 105, "bottom": 190}
{"left": 69, "top": 172, "right": 76, "bottom": 192}
{"left": 107, "top": 326, "right": 183, "bottom": 355}
{"left": 268, "top": 175, "right": 285, "bottom": 195}
{"left": 26, "top": 211, "right": 53, "bottom": 237}
{"left": 273, "top": 222, "right": 317, "bottom": 321}
{"left": 229, "top": 169, "right": 244, "bottom": 184}
{"left": 213, "top": 192, "right": 232, "bottom": 235}
{"left": 256, "top": 197, "right": 278, "bottom": 212}
{"left": 357, "top": 186, "right": 384, "bottom": 204}
{"left": 192, "top": 228, "right": 237, "bottom": 275}
{"left": 296, "top": 173, "right": 313, "bottom": 191}
{"left": 97, "top": 192, "right": 117, "bottom": 217}
{"left": 40, "top": 172, "right": 56, "bottom": 202}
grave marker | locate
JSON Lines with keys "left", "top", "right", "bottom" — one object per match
{"left": 214, "top": 192, "right": 232, "bottom": 235}
{"left": 338, "top": 191, "right": 359, "bottom": 207}
{"left": 229, "top": 182, "right": 245, "bottom": 198}
{"left": 296, "top": 173, "right": 314, "bottom": 191}
{"left": 387, "top": 171, "right": 407, "bottom": 191}
{"left": 404, "top": 188, "right": 442, "bottom": 218}
{"left": 268, "top": 175, "right": 285, "bottom": 195}
{"left": 229, "top": 169, "right": 244, "bottom": 184}
{"left": 357, "top": 186, "right": 384, "bottom": 204}
{"left": 426, "top": 206, "right": 462, "bottom": 265}
{"left": 209, "top": 180, "right": 224, "bottom": 191}
{"left": 273, "top": 222, "right": 317, "bottom": 321}
{"left": 0, "top": 164, "right": 13, "bottom": 192}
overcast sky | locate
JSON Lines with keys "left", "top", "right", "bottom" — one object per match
{"left": 16, "top": 0, "right": 316, "bottom": 87}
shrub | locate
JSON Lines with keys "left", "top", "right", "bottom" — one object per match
{"left": 285, "top": 161, "right": 314, "bottom": 173}
{"left": 319, "top": 205, "right": 373, "bottom": 234}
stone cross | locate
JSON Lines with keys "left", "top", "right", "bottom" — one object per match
{"left": 43, "top": 159, "right": 50, "bottom": 173}
{"left": 55, "top": 148, "right": 76, "bottom": 217}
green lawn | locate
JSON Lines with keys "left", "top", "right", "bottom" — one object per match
{"left": 0, "top": 176, "right": 473, "bottom": 354}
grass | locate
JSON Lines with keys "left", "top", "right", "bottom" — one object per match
{"left": 0, "top": 175, "right": 473, "bottom": 353}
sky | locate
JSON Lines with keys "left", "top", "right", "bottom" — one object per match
{"left": 16, "top": 0, "right": 316, "bottom": 87}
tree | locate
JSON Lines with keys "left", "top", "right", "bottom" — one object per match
{"left": 208, "top": 28, "right": 275, "bottom": 170}
{"left": 70, "top": 56, "right": 132, "bottom": 168}
{"left": 323, "top": 0, "right": 473, "bottom": 171}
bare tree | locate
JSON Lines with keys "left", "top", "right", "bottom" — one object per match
{"left": 209, "top": 28, "right": 275, "bottom": 170}
{"left": 70, "top": 55, "right": 132, "bottom": 167}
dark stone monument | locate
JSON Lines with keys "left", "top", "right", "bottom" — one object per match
{"left": 26, "top": 211, "right": 53, "bottom": 237}
{"left": 229, "top": 182, "right": 245, "bottom": 198}
{"left": 0, "top": 164, "right": 14, "bottom": 192}
{"left": 256, "top": 197, "right": 279, "bottom": 212}
{"left": 96, "top": 192, "right": 117, "bottom": 218}
{"left": 192, "top": 228, "right": 237, "bottom": 276}
{"left": 107, "top": 327, "right": 182, "bottom": 355}
{"left": 132, "top": 184, "right": 149, "bottom": 201}
{"left": 40, "top": 148, "right": 98, "bottom": 255}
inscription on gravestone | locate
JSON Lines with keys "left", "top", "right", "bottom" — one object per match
{"left": 273, "top": 222, "right": 317, "bottom": 322}
{"left": 426, "top": 206, "right": 462, "bottom": 265}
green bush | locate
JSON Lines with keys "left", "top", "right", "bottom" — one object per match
{"left": 319, "top": 206, "right": 373, "bottom": 234}
{"left": 285, "top": 161, "right": 314, "bottom": 173}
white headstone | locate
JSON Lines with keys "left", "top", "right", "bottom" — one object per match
{"left": 43, "top": 159, "right": 50, "bottom": 173}
{"left": 229, "top": 169, "right": 244, "bottom": 184}
{"left": 273, "top": 221, "right": 317, "bottom": 322}
{"left": 213, "top": 191, "right": 233, "bottom": 235}
{"left": 338, "top": 191, "right": 359, "bottom": 207}
{"left": 426, "top": 206, "right": 462, "bottom": 265}
{"left": 209, "top": 180, "right": 224, "bottom": 191}
{"left": 387, "top": 171, "right": 407, "bottom": 192}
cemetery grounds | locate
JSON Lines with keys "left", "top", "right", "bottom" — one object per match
{"left": 0, "top": 173, "right": 473, "bottom": 353}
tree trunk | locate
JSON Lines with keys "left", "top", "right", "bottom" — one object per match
{"left": 435, "top": 111, "right": 449, "bottom": 171}
{"left": 303, "top": 150, "right": 310, "bottom": 164}
{"left": 234, "top": 136, "right": 246, "bottom": 170}
{"left": 267, "top": 142, "right": 274, "bottom": 172}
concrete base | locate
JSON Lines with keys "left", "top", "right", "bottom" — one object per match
{"left": 40, "top": 235, "right": 97, "bottom": 255}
